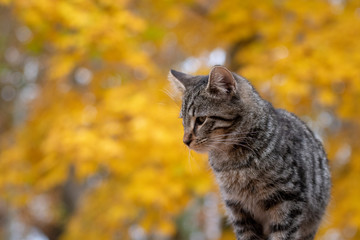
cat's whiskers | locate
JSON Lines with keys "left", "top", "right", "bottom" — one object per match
{"left": 207, "top": 143, "right": 228, "bottom": 155}
{"left": 196, "top": 137, "right": 208, "bottom": 144}
{"left": 209, "top": 137, "right": 255, "bottom": 145}
{"left": 188, "top": 148, "right": 193, "bottom": 171}
{"left": 210, "top": 136, "right": 252, "bottom": 141}
{"left": 211, "top": 130, "right": 263, "bottom": 138}
{"left": 209, "top": 138, "right": 257, "bottom": 155}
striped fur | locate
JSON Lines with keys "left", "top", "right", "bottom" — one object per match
{"left": 169, "top": 66, "right": 331, "bottom": 240}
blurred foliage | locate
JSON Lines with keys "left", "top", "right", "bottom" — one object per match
{"left": 0, "top": 0, "right": 359, "bottom": 240}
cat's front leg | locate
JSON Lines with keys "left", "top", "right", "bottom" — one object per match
{"left": 225, "top": 200, "right": 265, "bottom": 240}
{"left": 232, "top": 219, "right": 264, "bottom": 240}
{"left": 264, "top": 202, "right": 306, "bottom": 240}
{"left": 267, "top": 225, "right": 316, "bottom": 240}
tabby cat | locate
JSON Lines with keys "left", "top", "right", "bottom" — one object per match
{"left": 168, "top": 66, "right": 331, "bottom": 240}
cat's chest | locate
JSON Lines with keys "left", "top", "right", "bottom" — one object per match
{"left": 214, "top": 168, "right": 271, "bottom": 232}
{"left": 209, "top": 153, "right": 263, "bottom": 194}
{"left": 214, "top": 168, "right": 266, "bottom": 199}
{"left": 214, "top": 169, "right": 251, "bottom": 191}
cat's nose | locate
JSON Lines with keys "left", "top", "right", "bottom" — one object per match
{"left": 183, "top": 133, "right": 192, "bottom": 146}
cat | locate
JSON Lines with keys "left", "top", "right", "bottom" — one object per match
{"left": 168, "top": 66, "right": 331, "bottom": 240}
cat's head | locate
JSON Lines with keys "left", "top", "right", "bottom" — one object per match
{"left": 168, "top": 66, "right": 256, "bottom": 153}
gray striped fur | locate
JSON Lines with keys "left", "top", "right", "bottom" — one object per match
{"left": 168, "top": 66, "right": 331, "bottom": 240}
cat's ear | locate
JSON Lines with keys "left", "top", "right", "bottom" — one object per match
{"left": 168, "top": 69, "right": 193, "bottom": 95}
{"left": 206, "top": 66, "right": 237, "bottom": 96}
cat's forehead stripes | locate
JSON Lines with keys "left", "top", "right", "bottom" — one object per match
{"left": 187, "top": 100, "right": 195, "bottom": 117}
{"left": 181, "top": 95, "right": 193, "bottom": 118}
{"left": 183, "top": 84, "right": 203, "bottom": 118}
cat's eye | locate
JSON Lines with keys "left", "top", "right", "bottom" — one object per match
{"left": 195, "top": 116, "right": 206, "bottom": 126}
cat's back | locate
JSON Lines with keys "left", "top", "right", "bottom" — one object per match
{"left": 274, "top": 108, "right": 331, "bottom": 209}
{"left": 275, "top": 108, "right": 326, "bottom": 157}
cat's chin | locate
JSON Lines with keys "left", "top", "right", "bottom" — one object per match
{"left": 188, "top": 145, "right": 209, "bottom": 153}
{"left": 191, "top": 149, "right": 208, "bottom": 153}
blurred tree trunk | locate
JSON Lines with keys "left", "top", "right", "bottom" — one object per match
{"left": 226, "top": 35, "right": 259, "bottom": 71}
